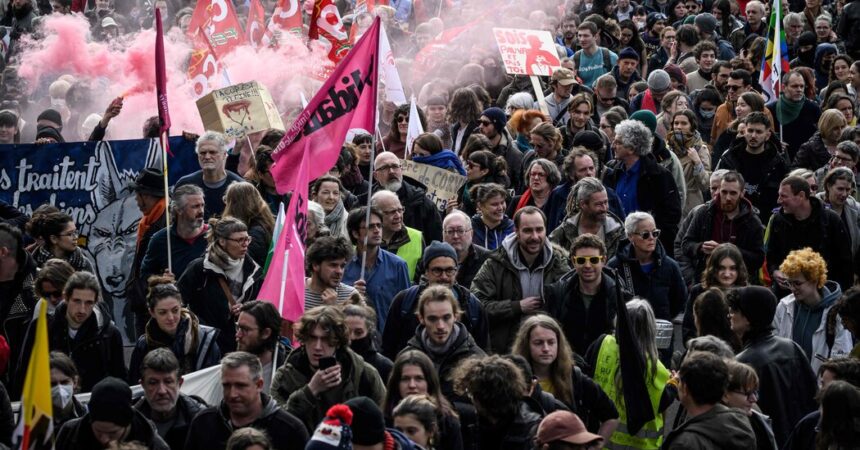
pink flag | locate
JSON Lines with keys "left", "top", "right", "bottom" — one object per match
{"left": 270, "top": 17, "right": 380, "bottom": 193}
{"left": 257, "top": 147, "right": 309, "bottom": 321}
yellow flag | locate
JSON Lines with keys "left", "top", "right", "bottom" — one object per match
{"left": 13, "top": 299, "right": 53, "bottom": 450}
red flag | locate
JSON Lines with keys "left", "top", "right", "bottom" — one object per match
{"left": 268, "top": 0, "right": 303, "bottom": 43}
{"left": 187, "top": 30, "right": 223, "bottom": 97}
{"left": 309, "top": 0, "right": 351, "bottom": 66}
{"left": 187, "top": 0, "right": 247, "bottom": 57}
{"left": 246, "top": 0, "right": 271, "bottom": 48}
{"left": 412, "top": 19, "right": 479, "bottom": 79}
{"left": 257, "top": 147, "right": 309, "bottom": 321}
{"left": 270, "top": 18, "right": 380, "bottom": 193}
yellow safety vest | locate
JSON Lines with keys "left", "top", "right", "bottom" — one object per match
{"left": 593, "top": 335, "right": 670, "bottom": 450}
{"left": 396, "top": 227, "right": 423, "bottom": 280}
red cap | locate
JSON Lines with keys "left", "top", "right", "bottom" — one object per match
{"left": 536, "top": 411, "right": 604, "bottom": 446}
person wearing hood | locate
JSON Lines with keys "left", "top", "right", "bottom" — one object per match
{"left": 607, "top": 212, "right": 687, "bottom": 363}
{"left": 610, "top": 47, "right": 643, "bottom": 100}
{"left": 346, "top": 396, "right": 419, "bottom": 450}
{"left": 791, "top": 31, "right": 818, "bottom": 67}
{"left": 271, "top": 306, "right": 386, "bottom": 434}
{"left": 772, "top": 248, "right": 853, "bottom": 373}
{"left": 693, "top": 13, "right": 736, "bottom": 61}
{"left": 402, "top": 285, "right": 486, "bottom": 399}
{"left": 812, "top": 43, "right": 838, "bottom": 91}
{"left": 56, "top": 377, "right": 170, "bottom": 450}
{"left": 816, "top": 167, "right": 860, "bottom": 258}
{"left": 470, "top": 206, "right": 571, "bottom": 353}
{"left": 469, "top": 183, "right": 515, "bottom": 251}
{"left": 765, "top": 176, "right": 854, "bottom": 291}
{"left": 185, "top": 352, "right": 309, "bottom": 450}
{"left": 728, "top": 286, "right": 818, "bottom": 447}
{"left": 178, "top": 217, "right": 262, "bottom": 354}
{"left": 411, "top": 132, "right": 466, "bottom": 175}
{"left": 127, "top": 278, "right": 221, "bottom": 384}
{"left": 663, "top": 352, "right": 756, "bottom": 450}
{"left": 343, "top": 303, "right": 393, "bottom": 384}
{"left": 668, "top": 109, "right": 711, "bottom": 215}
{"left": 549, "top": 177, "right": 627, "bottom": 261}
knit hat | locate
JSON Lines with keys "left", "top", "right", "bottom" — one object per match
{"left": 536, "top": 411, "right": 603, "bottom": 446}
{"left": 798, "top": 31, "right": 817, "bottom": 47}
{"left": 36, "top": 125, "right": 64, "bottom": 143}
{"left": 694, "top": 13, "right": 718, "bottom": 35}
{"left": 663, "top": 64, "right": 686, "bottom": 86}
{"left": 88, "top": 377, "right": 133, "bottom": 426}
{"left": 646, "top": 12, "right": 667, "bottom": 30}
{"left": 37, "top": 108, "right": 63, "bottom": 128}
{"left": 647, "top": 69, "right": 671, "bottom": 92}
{"left": 306, "top": 404, "right": 353, "bottom": 450}
{"left": 630, "top": 110, "right": 658, "bottom": 133}
{"left": 572, "top": 130, "right": 604, "bottom": 153}
{"left": 422, "top": 240, "right": 458, "bottom": 266}
{"left": 344, "top": 397, "right": 385, "bottom": 445}
{"left": 727, "top": 286, "right": 777, "bottom": 331}
{"left": 618, "top": 47, "right": 640, "bottom": 61}
{"left": 481, "top": 107, "right": 507, "bottom": 132}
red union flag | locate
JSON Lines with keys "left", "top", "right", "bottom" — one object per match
{"left": 270, "top": 17, "right": 380, "bottom": 193}
{"left": 246, "top": 0, "right": 272, "bottom": 48}
{"left": 309, "top": 0, "right": 352, "bottom": 66}
{"left": 187, "top": 30, "right": 222, "bottom": 97}
{"left": 187, "top": 0, "right": 247, "bottom": 57}
{"left": 268, "top": 0, "right": 303, "bottom": 43}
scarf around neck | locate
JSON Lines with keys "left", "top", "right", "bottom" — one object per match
{"left": 325, "top": 200, "right": 347, "bottom": 236}
{"left": 776, "top": 93, "right": 804, "bottom": 124}
{"left": 137, "top": 198, "right": 166, "bottom": 243}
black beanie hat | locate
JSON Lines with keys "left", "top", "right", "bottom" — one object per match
{"left": 344, "top": 397, "right": 385, "bottom": 445}
{"left": 35, "top": 125, "right": 64, "bottom": 143}
{"left": 572, "top": 130, "right": 604, "bottom": 153}
{"left": 481, "top": 107, "right": 507, "bottom": 133}
{"left": 728, "top": 286, "right": 777, "bottom": 331}
{"left": 37, "top": 108, "right": 63, "bottom": 128}
{"left": 88, "top": 377, "right": 133, "bottom": 426}
{"left": 798, "top": 31, "right": 817, "bottom": 47}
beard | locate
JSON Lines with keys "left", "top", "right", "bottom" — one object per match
{"left": 720, "top": 199, "right": 738, "bottom": 213}
{"left": 382, "top": 179, "right": 402, "bottom": 192}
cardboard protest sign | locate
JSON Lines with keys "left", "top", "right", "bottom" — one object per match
{"left": 0, "top": 137, "right": 199, "bottom": 343}
{"left": 401, "top": 159, "right": 466, "bottom": 212}
{"left": 493, "top": 28, "right": 561, "bottom": 76}
{"left": 196, "top": 81, "right": 285, "bottom": 138}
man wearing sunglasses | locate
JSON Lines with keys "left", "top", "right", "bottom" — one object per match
{"left": 545, "top": 233, "right": 628, "bottom": 356}
{"left": 382, "top": 240, "right": 489, "bottom": 359}
{"left": 710, "top": 69, "right": 755, "bottom": 143}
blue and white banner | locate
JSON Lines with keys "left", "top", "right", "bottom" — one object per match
{"left": 0, "top": 137, "right": 200, "bottom": 342}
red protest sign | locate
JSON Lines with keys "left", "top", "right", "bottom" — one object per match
{"left": 493, "top": 28, "right": 561, "bottom": 77}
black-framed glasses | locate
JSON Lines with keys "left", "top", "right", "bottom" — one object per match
{"left": 632, "top": 229, "right": 661, "bottom": 240}
{"left": 374, "top": 163, "right": 402, "bottom": 172}
{"left": 382, "top": 207, "right": 405, "bottom": 216}
{"left": 443, "top": 228, "right": 471, "bottom": 236}
{"left": 732, "top": 389, "right": 759, "bottom": 401}
{"left": 573, "top": 256, "right": 605, "bottom": 265}
{"left": 428, "top": 267, "right": 457, "bottom": 276}
{"left": 225, "top": 236, "right": 252, "bottom": 245}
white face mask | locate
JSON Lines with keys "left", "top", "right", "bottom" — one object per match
{"left": 52, "top": 384, "right": 74, "bottom": 410}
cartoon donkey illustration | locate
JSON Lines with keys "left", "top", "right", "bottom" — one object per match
{"left": 81, "top": 140, "right": 162, "bottom": 343}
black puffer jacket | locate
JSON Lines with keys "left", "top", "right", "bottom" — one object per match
{"left": 607, "top": 241, "right": 688, "bottom": 321}
{"left": 716, "top": 136, "right": 790, "bottom": 223}
{"left": 403, "top": 322, "right": 487, "bottom": 399}
{"left": 792, "top": 131, "right": 831, "bottom": 171}
{"left": 134, "top": 394, "right": 207, "bottom": 450}
{"left": 56, "top": 409, "right": 170, "bottom": 450}
{"left": 736, "top": 334, "right": 818, "bottom": 448}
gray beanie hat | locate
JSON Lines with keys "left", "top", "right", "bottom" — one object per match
{"left": 422, "top": 241, "right": 458, "bottom": 266}
{"left": 694, "top": 13, "right": 718, "bottom": 35}
{"left": 647, "top": 69, "right": 671, "bottom": 92}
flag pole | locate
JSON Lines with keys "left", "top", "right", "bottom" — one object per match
{"left": 359, "top": 23, "right": 382, "bottom": 281}
{"left": 155, "top": 7, "right": 173, "bottom": 274}
{"left": 161, "top": 133, "right": 173, "bottom": 274}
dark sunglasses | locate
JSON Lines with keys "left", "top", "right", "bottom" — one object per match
{"left": 632, "top": 230, "right": 661, "bottom": 239}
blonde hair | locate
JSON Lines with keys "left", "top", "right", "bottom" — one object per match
{"left": 819, "top": 109, "right": 847, "bottom": 143}
{"left": 779, "top": 247, "right": 828, "bottom": 289}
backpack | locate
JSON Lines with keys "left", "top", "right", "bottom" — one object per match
{"left": 573, "top": 48, "right": 613, "bottom": 81}
{"left": 400, "top": 286, "right": 482, "bottom": 331}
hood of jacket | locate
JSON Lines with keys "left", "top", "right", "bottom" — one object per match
{"left": 501, "top": 232, "right": 554, "bottom": 271}
{"left": 783, "top": 280, "right": 843, "bottom": 312}
{"left": 397, "top": 177, "right": 432, "bottom": 207}
{"left": 51, "top": 299, "right": 112, "bottom": 337}
{"left": 407, "top": 322, "right": 480, "bottom": 361}
{"left": 707, "top": 193, "right": 757, "bottom": 219}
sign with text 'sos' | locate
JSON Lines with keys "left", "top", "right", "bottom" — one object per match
{"left": 401, "top": 160, "right": 466, "bottom": 212}
{"left": 493, "top": 28, "right": 561, "bottom": 77}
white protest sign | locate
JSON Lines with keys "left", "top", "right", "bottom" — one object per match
{"left": 493, "top": 28, "right": 562, "bottom": 76}
{"left": 401, "top": 159, "right": 466, "bottom": 212}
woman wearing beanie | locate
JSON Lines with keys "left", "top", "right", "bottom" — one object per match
{"left": 127, "top": 276, "right": 221, "bottom": 383}
{"left": 727, "top": 286, "right": 818, "bottom": 448}
{"left": 178, "top": 217, "right": 262, "bottom": 353}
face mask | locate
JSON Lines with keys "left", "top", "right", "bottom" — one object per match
{"left": 700, "top": 109, "right": 716, "bottom": 119}
{"left": 52, "top": 384, "right": 74, "bottom": 411}
{"left": 349, "top": 335, "right": 373, "bottom": 354}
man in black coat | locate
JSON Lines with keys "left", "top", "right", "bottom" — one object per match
{"left": 413, "top": 210, "right": 490, "bottom": 288}
{"left": 184, "top": 352, "right": 309, "bottom": 450}
{"left": 133, "top": 349, "right": 207, "bottom": 450}
{"left": 765, "top": 176, "right": 854, "bottom": 290}
{"left": 128, "top": 167, "right": 167, "bottom": 337}
{"left": 765, "top": 71, "right": 821, "bottom": 161}
{"left": 0, "top": 223, "right": 37, "bottom": 399}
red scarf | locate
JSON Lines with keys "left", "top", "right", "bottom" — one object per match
{"left": 516, "top": 188, "right": 533, "bottom": 212}
{"left": 137, "top": 198, "right": 166, "bottom": 245}
{"left": 641, "top": 89, "right": 657, "bottom": 113}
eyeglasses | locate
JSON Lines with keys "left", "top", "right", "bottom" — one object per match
{"left": 787, "top": 278, "right": 807, "bottom": 288}
{"left": 600, "top": 123, "right": 612, "bottom": 130}
{"left": 361, "top": 223, "right": 383, "bottom": 230}
{"left": 478, "top": 119, "right": 493, "bottom": 127}
{"left": 632, "top": 229, "right": 661, "bottom": 239}
{"left": 235, "top": 323, "right": 259, "bottom": 334}
{"left": 395, "top": 115, "right": 408, "bottom": 123}
{"left": 42, "top": 290, "right": 63, "bottom": 299}
{"left": 732, "top": 389, "right": 759, "bottom": 401}
{"left": 225, "top": 236, "right": 252, "bottom": 245}
{"left": 375, "top": 163, "right": 402, "bottom": 172}
{"left": 726, "top": 85, "right": 743, "bottom": 91}
{"left": 834, "top": 154, "right": 854, "bottom": 163}
{"left": 529, "top": 172, "right": 547, "bottom": 179}
{"left": 573, "top": 255, "right": 605, "bottom": 265}
{"left": 444, "top": 228, "right": 471, "bottom": 236}
{"left": 382, "top": 207, "right": 405, "bottom": 216}
{"left": 428, "top": 267, "right": 457, "bottom": 276}
{"left": 57, "top": 230, "right": 78, "bottom": 238}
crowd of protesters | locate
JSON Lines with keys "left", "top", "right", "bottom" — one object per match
{"left": 2, "top": 0, "right": 860, "bottom": 448}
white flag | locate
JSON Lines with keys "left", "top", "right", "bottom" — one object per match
{"left": 405, "top": 96, "right": 424, "bottom": 157}
{"left": 379, "top": 24, "right": 407, "bottom": 105}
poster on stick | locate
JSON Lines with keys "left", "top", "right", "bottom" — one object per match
{"left": 493, "top": 28, "right": 561, "bottom": 76}
{"left": 401, "top": 160, "right": 466, "bottom": 212}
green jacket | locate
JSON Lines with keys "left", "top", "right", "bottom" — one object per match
{"left": 271, "top": 345, "right": 386, "bottom": 433}
{"left": 470, "top": 234, "right": 571, "bottom": 353}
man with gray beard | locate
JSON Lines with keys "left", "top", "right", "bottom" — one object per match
{"left": 369, "top": 151, "right": 443, "bottom": 243}
{"left": 140, "top": 184, "right": 208, "bottom": 282}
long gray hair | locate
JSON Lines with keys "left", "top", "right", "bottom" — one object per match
{"left": 623, "top": 298, "right": 660, "bottom": 382}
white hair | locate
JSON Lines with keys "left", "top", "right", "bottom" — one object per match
{"left": 614, "top": 120, "right": 653, "bottom": 156}
{"left": 624, "top": 211, "right": 655, "bottom": 235}
{"left": 505, "top": 92, "right": 535, "bottom": 112}
{"left": 195, "top": 130, "right": 229, "bottom": 153}
{"left": 443, "top": 209, "right": 470, "bottom": 228}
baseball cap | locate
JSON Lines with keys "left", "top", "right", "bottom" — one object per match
{"left": 536, "top": 411, "right": 604, "bottom": 446}
{"left": 552, "top": 68, "right": 577, "bottom": 86}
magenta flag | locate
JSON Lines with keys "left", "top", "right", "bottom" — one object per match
{"left": 257, "top": 146, "right": 309, "bottom": 321}
{"left": 155, "top": 7, "right": 170, "bottom": 133}
{"left": 270, "top": 17, "right": 380, "bottom": 193}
